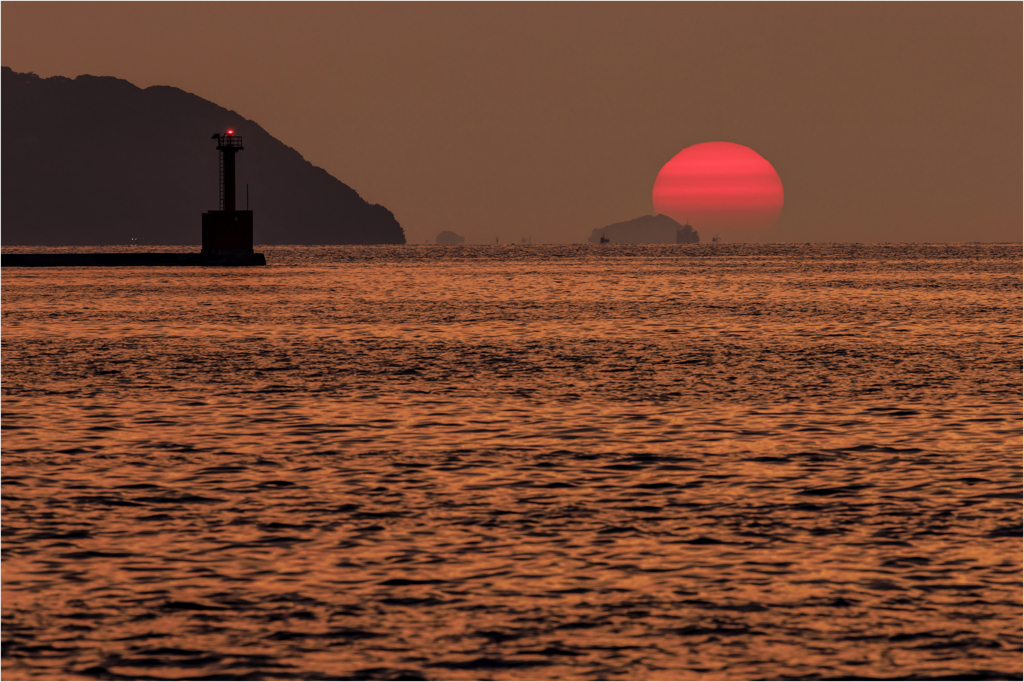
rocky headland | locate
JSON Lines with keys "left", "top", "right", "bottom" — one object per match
{"left": 2, "top": 67, "right": 405, "bottom": 245}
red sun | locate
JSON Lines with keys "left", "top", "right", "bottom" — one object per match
{"left": 652, "top": 142, "right": 784, "bottom": 240}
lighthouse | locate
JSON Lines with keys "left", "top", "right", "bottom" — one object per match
{"left": 3, "top": 127, "right": 264, "bottom": 267}
{"left": 202, "top": 130, "right": 254, "bottom": 253}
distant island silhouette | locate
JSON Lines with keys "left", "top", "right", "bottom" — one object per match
{"left": 588, "top": 214, "right": 699, "bottom": 245}
{"left": 2, "top": 67, "right": 405, "bottom": 245}
{"left": 435, "top": 230, "right": 466, "bottom": 245}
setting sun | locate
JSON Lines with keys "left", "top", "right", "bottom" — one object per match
{"left": 652, "top": 141, "right": 784, "bottom": 239}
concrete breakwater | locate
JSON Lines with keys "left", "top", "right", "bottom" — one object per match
{"left": 2, "top": 252, "right": 266, "bottom": 267}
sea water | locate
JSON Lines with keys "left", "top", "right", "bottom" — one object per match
{"left": 2, "top": 243, "right": 1021, "bottom": 680}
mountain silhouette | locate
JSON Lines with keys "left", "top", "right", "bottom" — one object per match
{"left": 435, "top": 231, "right": 466, "bottom": 245}
{"left": 1, "top": 67, "right": 405, "bottom": 245}
{"left": 588, "top": 214, "right": 699, "bottom": 244}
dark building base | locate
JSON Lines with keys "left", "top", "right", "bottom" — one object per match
{"left": 203, "top": 210, "right": 253, "bottom": 253}
{"left": 2, "top": 252, "right": 267, "bottom": 267}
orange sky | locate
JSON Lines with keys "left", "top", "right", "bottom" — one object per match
{"left": 2, "top": 2, "right": 1020, "bottom": 244}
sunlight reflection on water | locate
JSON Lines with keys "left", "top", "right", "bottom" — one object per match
{"left": 2, "top": 243, "right": 1021, "bottom": 680}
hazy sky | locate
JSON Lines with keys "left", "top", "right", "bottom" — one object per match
{"left": 3, "top": 2, "right": 1020, "bottom": 244}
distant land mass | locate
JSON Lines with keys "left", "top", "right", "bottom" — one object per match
{"left": 435, "top": 231, "right": 465, "bottom": 245}
{"left": 588, "top": 214, "right": 699, "bottom": 244}
{"left": 1, "top": 67, "right": 405, "bottom": 245}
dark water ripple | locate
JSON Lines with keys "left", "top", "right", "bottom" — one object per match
{"left": 2, "top": 243, "right": 1021, "bottom": 680}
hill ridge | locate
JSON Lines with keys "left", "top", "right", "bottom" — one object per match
{"left": 2, "top": 67, "right": 405, "bottom": 245}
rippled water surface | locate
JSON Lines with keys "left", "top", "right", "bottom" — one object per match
{"left": 3, "top": 243, "right": 1021, "bottom": 680}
